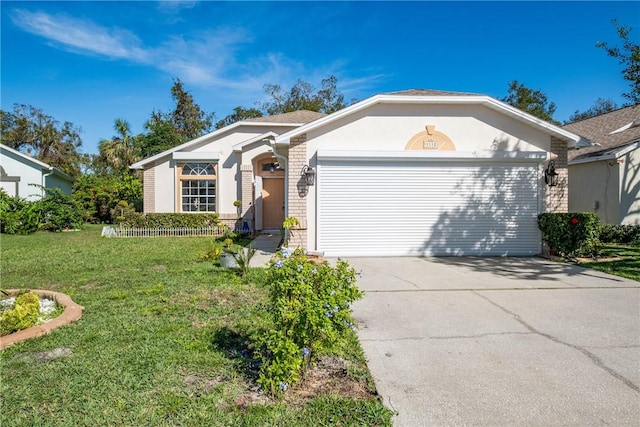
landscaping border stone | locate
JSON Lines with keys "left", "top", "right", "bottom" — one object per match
{"left": 0, "top": 289, "right": 84, "bottom": 350}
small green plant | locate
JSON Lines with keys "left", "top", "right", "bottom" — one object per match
{"left": 1, "top": 291, "right": 41, "bottom": 336}
{"left": 282, "top": 216, "right": 300, "bottom": 246}
{"left": 538, "top": 212, "right": 602, "bottom": 257}
{"left": 254, "top": 247, "right": 363, "bottom": 397}
{"left": 229, "top": 244, "right": 257, "bottom": 279}
{"left": 198, "top": 240, "right": 224, "bottom": 262}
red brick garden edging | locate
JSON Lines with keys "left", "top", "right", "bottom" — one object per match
{"left": 0, "top": 289, "right": 84, "bottom": 350}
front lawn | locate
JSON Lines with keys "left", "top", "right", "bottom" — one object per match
{"left": 0, "top": 225, "right": 392, "bottom": 426}
{"left": 578, "top": 244, "right": 640, "bottom": 281}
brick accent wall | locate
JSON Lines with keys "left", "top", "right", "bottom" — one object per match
{"left": 548, "top": 137, "right": 568, "bottom": 213}
{"left": 286, "top": 134, "right": 308, "bottom": 248}
{"left": 143, "top": 167, "right": 155, "bottom": 213}
{"left": 240, "top": 164, "right": 254, "bottom": 231}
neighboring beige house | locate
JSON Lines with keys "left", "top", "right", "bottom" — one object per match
{"left": 132, "top": 89, "right": 588, "bottom": 256}
{"left": 564, "top": 105, "right": 640, "bottom": 225}
{"left": 0, "top": 144, "right": 74, "bottom": 200}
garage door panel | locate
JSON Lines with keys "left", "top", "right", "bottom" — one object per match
{"left": 318, "top": 160, "right": 540, "bottom": 256}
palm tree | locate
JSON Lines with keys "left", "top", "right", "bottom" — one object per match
{"left": 99, "top": 118, "right": 140, "bottom": 173}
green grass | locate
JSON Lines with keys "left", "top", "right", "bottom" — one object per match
{"left": 0, "top": 225, "right": 392, "bottom": 426}
{"left": 579, "top": 244, "right": 640, "bottom": 281}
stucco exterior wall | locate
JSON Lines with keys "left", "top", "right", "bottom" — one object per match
{"left": 299, "top": 103, "right": 558, "bottom": 250}
{"left": 45, "top": 173, "right": 73, "bottom": 195}
{"left": 569, "top": 161, "right": 619, "bottom": 224}
{"left": 620, "top": 147, "right": 640, "bottom": 224}
{"left": 1, "top": 151, "right": 46, "bottom": 200}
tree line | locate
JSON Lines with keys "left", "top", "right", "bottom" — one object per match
{"left": 0, "top": 19, "right": 637, "bottom": 223}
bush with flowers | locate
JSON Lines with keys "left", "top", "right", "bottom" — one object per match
{"left": 254, "top": 246, "right": 363, "bottom": 397}
{"left": 537, "top": 212, "right": 602, "bottom": 257}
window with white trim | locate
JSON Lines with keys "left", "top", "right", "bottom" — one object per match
{"left": 178, "top": 162, "right": 217, "bottom": 212}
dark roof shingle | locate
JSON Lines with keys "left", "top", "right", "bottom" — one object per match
{"left": 563, "top": 105, "right": 640, "bottom": 161}
{"left": 246, "top": 110, "right": 326, "bottom": 124}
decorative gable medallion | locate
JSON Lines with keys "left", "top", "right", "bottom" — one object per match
{"left": 405, "top": 125, "right": 456, "bottom": 151}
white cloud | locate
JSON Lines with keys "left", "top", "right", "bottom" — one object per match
{"left": 9, "top": 9, "right": 380, "bottom": 107}
{"left": 11, "top": 10, "right": 149, "bottom": 62}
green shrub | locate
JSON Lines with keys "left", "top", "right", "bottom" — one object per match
{"left": 0, "top": 187, "right": 83, "bottom": 234}
{"left": 538, "top": 212, "right": 602, "bottom": 257}
{"left": 0, "top": 191, "right": 40, "bottom": 234}
{"left": 118, "top": 212, "right": 220, "bottom": 228}
{"left": 36, "top": 187, "right": 85, "bottom": 232}
{"left": 1, "top": 291, "right": 41, "bottom": 336}
{"left": 254, "top": 247, "right": 363, "bottom": 397}
{"left": 600, "top": 224, "right": 640, "bottom": 246}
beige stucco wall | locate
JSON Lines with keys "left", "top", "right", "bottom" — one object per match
{"left": 569, "top": 161, "right": 620, "bottom": 224}
{"left": 299, "top": 103, "right": 558, "bottom": 250}
{"left": 620, "top": 147, "right": 640, "bottom": 224}
{"left": 144, "top": 124, "right": 295, "bottom": 224}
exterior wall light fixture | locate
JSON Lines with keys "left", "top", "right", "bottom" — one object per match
{"left": 302, "top": 165, "right": 316, "bottom": 186}
{"left": 544, "top": 160, "right": 559, "bottom": 187}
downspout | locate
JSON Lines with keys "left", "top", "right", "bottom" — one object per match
{"left": 42, "top": 167, "right": 54, "bottom": 198}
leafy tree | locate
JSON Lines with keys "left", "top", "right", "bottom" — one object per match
{"left": 597, "top": 19, "right": 640, "bottom": 105}
{"left": 0, "top": 104, "right": 83, "bottom": 177}
{"left": 170, "top": 79, "right": 215, "bottom": 140}
{"left": 500, "top": 80, "right": 559, "bottom": 124}
{"left": 262, "top": 75, "right": 351, "bottom": 115}
{"left": 566, "top": 98, "right": 619, "bottom": 123}
{"left": 134, "top": 114, "right": 183, "bottom": 159}
{"left": 98, "top": 118, "right": 140, "bottom": 174}
{"left": 134, "top": 79, "right": 214, "bottom": 158}
{"left": 72, "top": 173, "right": 142, "bottom": 223}
{"left": 215, "top": 106, "right": 263, "bottom": 129}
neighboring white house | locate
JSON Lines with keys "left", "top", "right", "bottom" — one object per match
{"left": 132, "top": 89, "right": 589, "bottom": 257}
{"left": 0, "top": 144, "right": 74, "bottom": 200}
{"left": 565, "top": 105, "right": 640, "bottom": 225}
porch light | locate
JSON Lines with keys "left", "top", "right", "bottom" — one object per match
{"left": 302, "top": 165, "right": 316, "bottom": 186}
{"left": 544, "top": 160, "right": 559, "bottom": 187}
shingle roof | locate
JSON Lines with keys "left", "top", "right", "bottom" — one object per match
{"left": 245, "top": 110, "right": 326, "bottom": 124}
{"left": 563, "top": 105, "right": 640, "bottom": 161}
{"left": 384, "top": 89, "right": 483, "bottom": 97}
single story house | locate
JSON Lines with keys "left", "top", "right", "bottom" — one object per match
{"left": 564, "top": 105, "right": 639, "bottom": 225}
{"left": 0, "top": 143, "right": 74, "bottom": 200}
{"left": 132, "top": 89, "right": 589, "bottom": 257}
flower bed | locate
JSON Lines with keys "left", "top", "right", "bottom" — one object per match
{"left": 0, "top": 290, "right": 84, "bottom": 350}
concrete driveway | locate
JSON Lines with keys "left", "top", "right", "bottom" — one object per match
{"left": 346, "top": 257, "right": 640, "bottom": 426}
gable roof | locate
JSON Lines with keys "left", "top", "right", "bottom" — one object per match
{"left": 0, "top": 143, "right": 73, "bottom": 181}
{"left": 245, "top": 110, "right": 325, "bottom": 123}
{"left": 274, "top": 89, "right": 589, "bottom": 148}
{"left": 130, "top": 110, "right": 324, "bottom": 169}
{"left": 564, "top": 105, "right": 640, "bottom": 164}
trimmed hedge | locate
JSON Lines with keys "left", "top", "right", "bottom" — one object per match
{"left": 537, "top": 212, "right": 602, "bottom": 257}
{"left": 599, "top": 224, "right": 640, "bottom": 246}
{"left": 118, "top": 212, "right": 220, "bottom": 228}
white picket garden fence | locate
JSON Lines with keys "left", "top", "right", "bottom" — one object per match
{"left": 102, "top": 225, "right": 225, "bottom": 238}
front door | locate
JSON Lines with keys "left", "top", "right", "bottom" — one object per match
{"left": 262, "top": 178, "right": 285, "bottom": 229}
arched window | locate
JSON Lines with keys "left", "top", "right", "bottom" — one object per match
{"left": 178, "top": 163, "right": 217, "bottom": 212}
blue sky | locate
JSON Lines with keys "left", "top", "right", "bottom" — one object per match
{"left": 2, "top": 1, "right": 638, "bottom": 155}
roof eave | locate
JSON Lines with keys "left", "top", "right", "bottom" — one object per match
{"left": 569, "top": 140, "right": 640, "bottom": 166}
{"left": 275, "top": 94, "right": 584, "bottom": 146}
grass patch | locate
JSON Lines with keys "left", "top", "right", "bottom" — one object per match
{"left": 0, "top": 225, "right": 391, "bottom": 426}
{"left": 577, "top": 244, "right": 640, "bottom": 281}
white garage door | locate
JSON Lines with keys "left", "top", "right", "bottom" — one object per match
{"left": 318, "top": 160, "right": 541, "bottom": 256}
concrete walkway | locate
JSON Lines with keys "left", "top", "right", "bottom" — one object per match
{"left": 249, "top": 232, "right": 282, "bottom": 267}
{"left": 347, "top": 257, "right": 640, "bottom": 426}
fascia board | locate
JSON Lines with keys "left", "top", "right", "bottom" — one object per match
{"left": 569, "top": 141, "right": 640, "bottom": 166}
{"left": 275, "top": 94, "right": 583, "bottom": 147}
{"left": 0, "top": 144, "right": 53, "bottom": 170}
{"left": 131, "top": 121, "right": 306, "bottom": 169}
{"left": 232, "top": 131, "right": 278, "bottom": 152}
{"left": 317, "top": 149, "right": 547, "bottom": 162}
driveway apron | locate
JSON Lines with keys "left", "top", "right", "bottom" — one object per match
{"left": 346, "top": 257, "right": 640, "bottom": 426}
